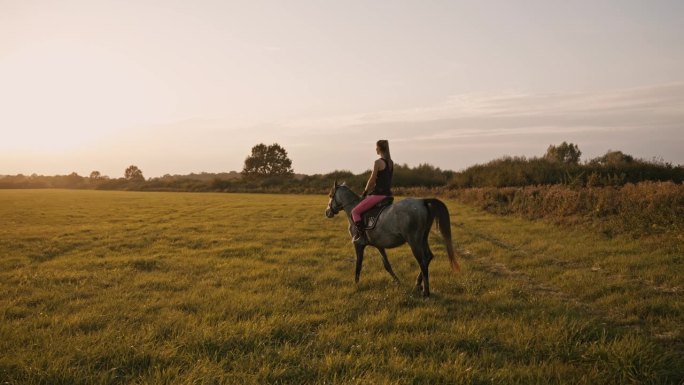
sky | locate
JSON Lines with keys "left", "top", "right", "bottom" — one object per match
{"left": 1, "top": 0, "right": 683, "bottom": 177}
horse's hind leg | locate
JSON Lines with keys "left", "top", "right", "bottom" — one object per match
{"left": 426, "top": 243, "right": 435, "bottom": 264}
{"left": 414, "top": 246, "right": 434, "bottom": 292}
{"left": 420, "top": 261, "right": 430, "bottom": 297}
{"left": 410, "top": 243, "right": 430, "bottom": 297}
{"left": 377, "top": 248, "right": 400, "bottom": 284}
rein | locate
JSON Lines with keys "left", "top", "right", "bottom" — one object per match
{"left": 328, "top": 184, "right": 360, "bottom": 215}
{"left": 328, "top": 184, "right": 343, "bottom": 215}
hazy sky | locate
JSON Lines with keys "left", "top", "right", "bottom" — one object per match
{"left": 1, "top": 0, "right": 683, "bottom": 177}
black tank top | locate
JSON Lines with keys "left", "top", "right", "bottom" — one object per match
{"left": 371, "top": 158, "right": 393, "bottom": 196}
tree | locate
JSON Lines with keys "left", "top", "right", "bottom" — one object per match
{"left": 242, "top": 143, "right": 294, "bottom": 177}
{"left": 590, "top": 150, "right": 634, "bottom": 166}
{"left": 65, "top": 172, "right": 84, "bottom": 187}
{"left": 89, "top": 171, "right": 101, "bottom": 180}
{"left": 544, "top": 142, "right": 582, "bottom": 164}
{"left": 124, "top": 165, "right": 144, "bottom": 181}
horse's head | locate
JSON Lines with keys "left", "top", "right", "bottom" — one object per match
{"left": 326, "top": 179, "right": 361, "bottom": 218}
{"left": 325, "top": 179, "right": 344, "bottom": 218}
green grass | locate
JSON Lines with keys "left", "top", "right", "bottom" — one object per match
{"left": 1, "top": 189, "right": 682, "bottom": 385}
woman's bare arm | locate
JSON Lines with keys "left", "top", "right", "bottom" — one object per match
{"left": 363, "top": 159, "right": 385, "bottom": 195}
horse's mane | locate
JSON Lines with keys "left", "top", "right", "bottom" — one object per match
{"left": 336, "top": 183, "right": 360, "bottom": 200}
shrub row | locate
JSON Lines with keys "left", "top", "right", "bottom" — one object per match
{"left": 449, "top": 157, "right": 684, "bottom": 188}
{"left": 397, "top": 182, "right": 684, "bottom": 236}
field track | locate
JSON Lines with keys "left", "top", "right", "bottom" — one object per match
{"left": 1, "top": 190, "right": 682, "bottom": 384}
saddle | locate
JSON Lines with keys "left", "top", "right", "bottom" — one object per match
{"left": 360, "top": 196, "right": 394, "bottom": 230}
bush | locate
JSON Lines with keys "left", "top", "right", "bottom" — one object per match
{"left": 444, "top": 182, "right": 684, "bottom": 236}
{"left": 449, "top": 156, "right": 683, "bottom": 188}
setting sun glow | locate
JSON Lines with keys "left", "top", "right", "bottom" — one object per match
{"left": 1, "top": 1, "right": 682, "bottom": 177}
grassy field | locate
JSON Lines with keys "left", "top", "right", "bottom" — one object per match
{"left": 1, "top": 189, "right": 682, "bottom": 385}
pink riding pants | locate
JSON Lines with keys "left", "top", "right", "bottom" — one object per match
{"left": 352, "top": 195, "right": 388, "bottom": 222}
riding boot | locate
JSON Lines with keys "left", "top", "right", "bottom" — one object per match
{"left": 352, "top": 220, "right": 366, "bottom": 245}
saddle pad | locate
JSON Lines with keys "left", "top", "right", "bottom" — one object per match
{"left": 361, "top": 197, "right": 394, "bottom": 230}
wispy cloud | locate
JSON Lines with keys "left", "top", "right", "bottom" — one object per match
{"left": 272, "top": 82, "right": 684, "bottom": 172}
{"left": 281, "top": 82, "right": 684, "bottom": 138}
{"left": 7, "top": 83, "right": 680, "bottom": 176}
{"left": 109, "top": 82, "right": 684, "bottom": 174}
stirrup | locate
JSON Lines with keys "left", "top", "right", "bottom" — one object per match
{"left": 352, "top": 221, "right": 366, "bottom": 244}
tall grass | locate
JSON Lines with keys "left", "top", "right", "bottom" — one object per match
{"left": 1, "top": 190, "right": 682, "bottom": 384}
{"left": 397, "top": 181, "right": 684, "bottom": 237}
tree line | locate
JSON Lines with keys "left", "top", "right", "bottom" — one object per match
{"left": 1, "top": 142, "right": 681, "bottom": 192}
{"left": 449, "top": 142, "right": 683, "bottom": 188}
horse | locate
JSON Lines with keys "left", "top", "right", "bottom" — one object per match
{"left": 325, "top": 180, "right": 460, "bottom": 297}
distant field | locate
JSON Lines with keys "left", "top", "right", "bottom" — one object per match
{"left": 1, "top": 190, "right": 682, "bottom": 385}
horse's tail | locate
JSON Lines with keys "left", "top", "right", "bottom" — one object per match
{"left": 425, "top": 199, "right": 460, "bottom": 272}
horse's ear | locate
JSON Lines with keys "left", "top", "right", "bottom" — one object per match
{"left": 334, "top": 179, "right": 338, "bottom": 188}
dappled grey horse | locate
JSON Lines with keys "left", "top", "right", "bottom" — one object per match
{"left": 325, "top": 180, "right": 460, "bottom": 297}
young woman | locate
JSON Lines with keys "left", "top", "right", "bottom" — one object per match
{"left": 351, "top": 139, "right": 394, "bottom": 243}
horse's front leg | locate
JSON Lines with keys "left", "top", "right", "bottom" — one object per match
{"left": 354, "top": 243, "right": 365, "bottom": 284}
{"left": 377, "top": 248, "right": 400, "bottom": 284}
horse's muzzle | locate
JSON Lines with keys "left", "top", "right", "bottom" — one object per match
{"left": 325, "top": 208, "right": 335, "bottom": 218}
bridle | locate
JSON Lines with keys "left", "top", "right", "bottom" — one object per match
{"left": 327, "top": 184, "right": 343, "bottom": 216}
